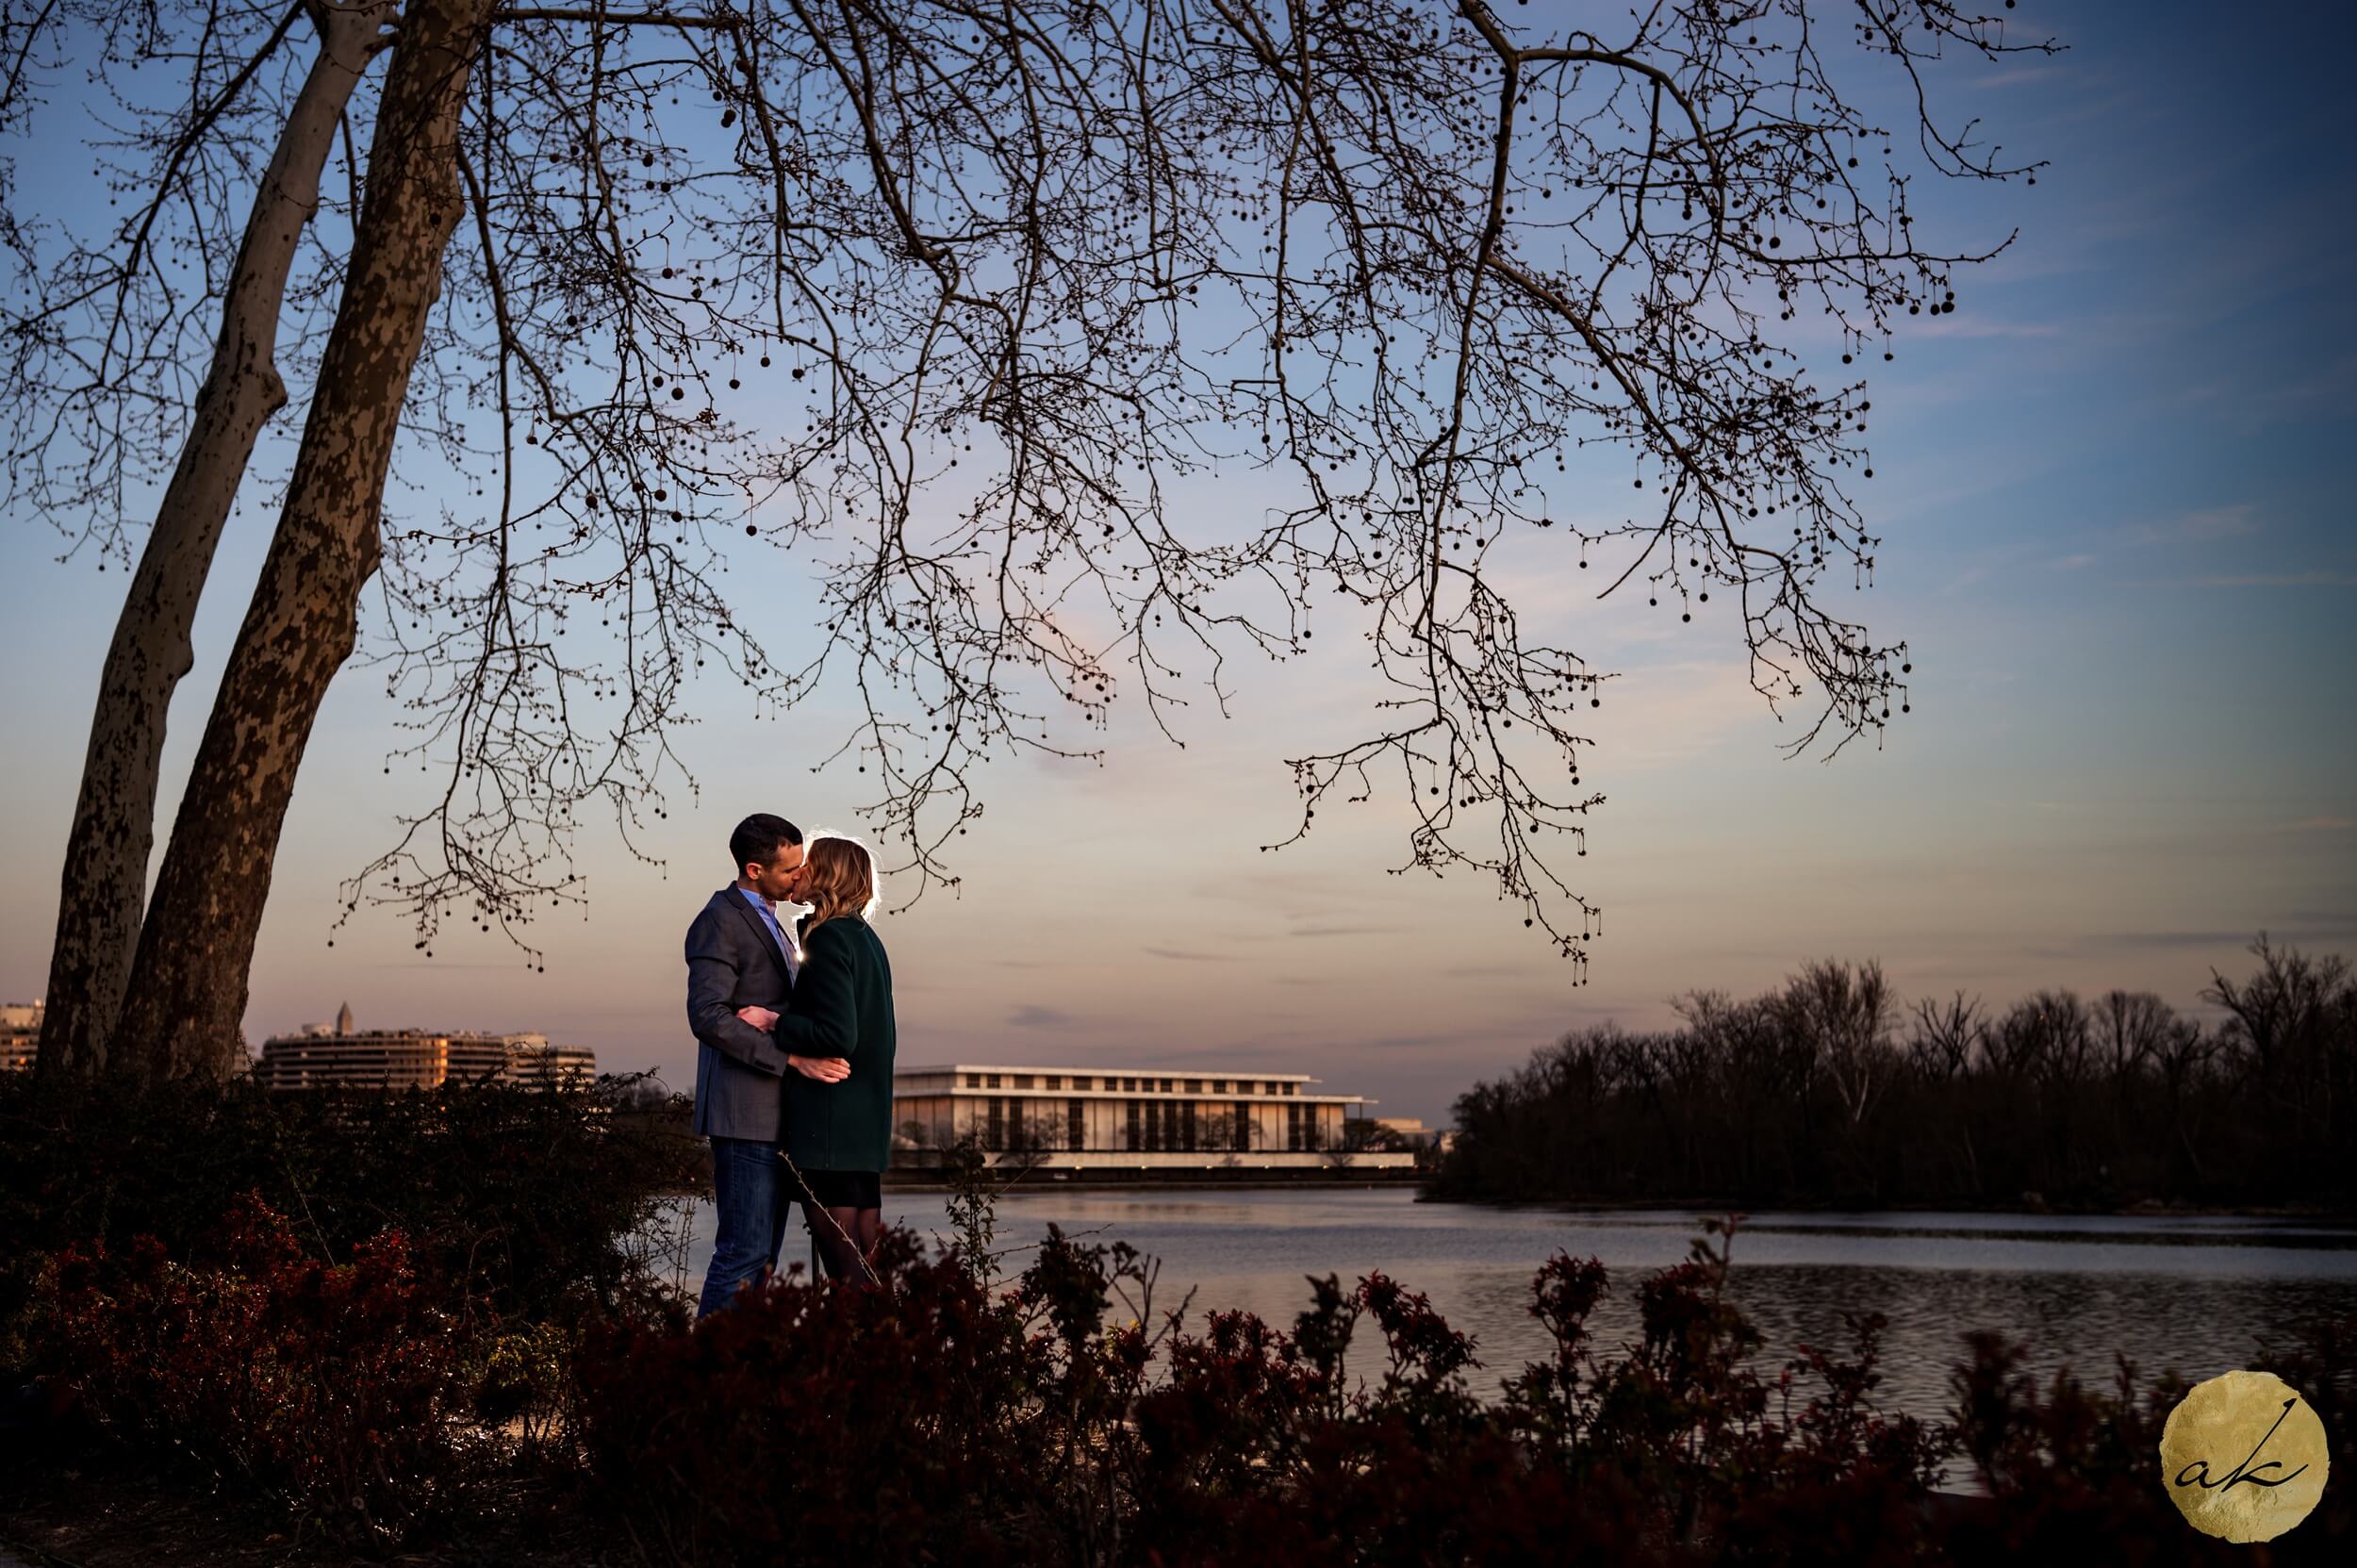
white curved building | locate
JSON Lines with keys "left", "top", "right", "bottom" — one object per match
{"left": 890, "top": 1063, "right": 1413, "bottom": 1171}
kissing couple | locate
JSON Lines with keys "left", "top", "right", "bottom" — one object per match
{"left": 684, "top": 814, "right": 898, "bottom": 1314}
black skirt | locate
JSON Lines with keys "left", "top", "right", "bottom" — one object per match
{"left": 794, "top": 1165, "right": 881, "bottom": 1209}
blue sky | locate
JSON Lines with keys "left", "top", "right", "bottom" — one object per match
{"left": 3, "top": 1, "right": 2351, "bottom": 1125}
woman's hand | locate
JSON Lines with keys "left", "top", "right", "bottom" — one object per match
{"left": 737, "top": 1005, "right": 780, "bottom": 1032}
{"left": 789, "top": 1054, "right": 851, "bottom": 1083}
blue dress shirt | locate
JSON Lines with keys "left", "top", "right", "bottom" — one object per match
{"left": 737, "top": 886, "right": 801, "bottom": 980}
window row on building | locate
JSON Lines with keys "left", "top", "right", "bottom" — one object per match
{"left": 923, "top": 1067, "right": 1308, "bottom": 1098}
{"left": 4, "top": 1001, "right": 596, "bottom": 1093}
{"left": 0, "top": 1001, "right": 39, "bottom": 1075}
{"left": 892, "top": 1065, "right": 1368, "bottom": 1155}
{"left": 902, "top": 1093, "right": 1347, "bottom": 1154}
{"left": 252, "top": 1004, "right": 594, "bottom": 1093}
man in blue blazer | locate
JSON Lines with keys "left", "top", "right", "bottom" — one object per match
{"left": 684, "top": 813, "right": 846, "bottom": 1315}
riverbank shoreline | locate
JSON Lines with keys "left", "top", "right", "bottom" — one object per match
{"left": 1412, "top": 1191, "right": 2357, "bottom": 1222}
{"left": 668, "top": 1170, "right": 2357, "bottom": 1220}
{"left": 882, "top": 1168, "right": 1426, "bottom": 1194}
{"left": 637, "top": 1166, "right": 1434, "bottom": 1198}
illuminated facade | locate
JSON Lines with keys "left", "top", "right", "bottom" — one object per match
{"left": 254, "top": 1003, "right": 595, "bottom": 1092}
{"left": 890, "top": 1063, "right": 1413, "bottom": 1171}
{"left": 0, "top": 1001, "right": 39, "bottom": 1074}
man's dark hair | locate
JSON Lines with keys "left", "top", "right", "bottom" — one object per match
{"left": 729, "top": 813, "right": 802, "bottom": 872}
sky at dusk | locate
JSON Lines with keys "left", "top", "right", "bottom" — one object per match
{"left": 3, "top": 1, "right": 2352, "bottom": 1127}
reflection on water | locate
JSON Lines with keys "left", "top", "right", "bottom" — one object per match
{"left": 678, "top": 1187, "right": 2357, "bottom": 1421}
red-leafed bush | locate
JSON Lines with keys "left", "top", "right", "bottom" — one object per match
{"left": 0, "top": 1068, "right": 702, "bottom": 1363}
{"left": 1125, "top": 1273, "right": 1604, "bottom": 1566}
{"left": 36, "top": 1191, "right": 492, "bottom": 1544}
{"left": 11, "top": 1098, "right": 2353, "bottom": 1565}
{"left": 570, "top": 1213, "right": 2353, "bottom": 1567}
{"left": 1929, "top": 1325, "right": 2356, "bottom": 1568}
{"left": 573, "top": 1228, "right": 1071, "bottom": 1565}
{"left": 1112, "top": 1220, "right": 1958, "bottom": 1567}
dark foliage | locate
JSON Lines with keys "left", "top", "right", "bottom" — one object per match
{"left": 574, "top": 1231, "right": 1065, "bottom": 1565}
{"left": 2251, "top": 1312, "right": 2357, "bottom": 1549}
{"left": 0, "top": 1068, "right": 703, "bottom": 1362}
{"left": 574, "top": 1216, "right": 2355, "bottom": 1566}
{"left": 11, "top": 1076, "right": 2351, "bottom": 1561}
{"left": 36, "top": 1194, "right": 490, "bottom": 1544}
{"left": 1437, "top": 938, "right": 2357, "bottom": 1210}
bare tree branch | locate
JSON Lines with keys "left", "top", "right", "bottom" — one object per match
{"left": 12, "top": 0, "right": 2057, "bottom": 1021}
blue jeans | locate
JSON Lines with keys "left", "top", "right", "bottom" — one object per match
{"left": 698, "top": 1136, "right": 788, "bottom": 1317}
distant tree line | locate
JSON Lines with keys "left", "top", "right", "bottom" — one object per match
{"left": 1434, "top": 936, "right": 2357, "bottom": 1211}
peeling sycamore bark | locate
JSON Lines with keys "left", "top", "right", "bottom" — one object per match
{"left": 116, "top": 0, "right": 492, "bottom": 1082}
{"left": 36, "top": 2, "right": 390, "bottom": 1081}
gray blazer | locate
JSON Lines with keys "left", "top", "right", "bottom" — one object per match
{"left": 684, "top": 886, "right": 796, "bottom": 1140}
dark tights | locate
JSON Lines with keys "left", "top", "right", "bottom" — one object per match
{"left": 805, "top": 1203, "right": 883, "bottom": 1285}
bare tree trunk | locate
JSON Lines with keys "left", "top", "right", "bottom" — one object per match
{"left": 113, "top": 0, "right": 490, "bottom": 1083}
{"left": 35, "top": 2, "right": 389, "bottom": 1081}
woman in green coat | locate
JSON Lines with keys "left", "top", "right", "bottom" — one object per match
{"left": 739, "top": 834, "right": 897, "bottom": 1284}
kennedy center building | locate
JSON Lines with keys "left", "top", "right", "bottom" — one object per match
{"left": 890, "top": 1064, "right": 1413, "bottom": 1171}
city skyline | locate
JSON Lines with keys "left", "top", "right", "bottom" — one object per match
{"left": 3, "top": 1, "right": 2353, "bottom": 1127}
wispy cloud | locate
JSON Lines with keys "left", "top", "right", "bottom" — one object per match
{"left": 2028, "top": 916, "right": 2357, "bottom": 961}
{"left": 2258, "top": 353, "right": 2357, "bottom": 419}
{"left": 2046, "top": 932, "right": 2266, "bottom": 954}
{"left": 1584, "top": 660, "right": 1779, "bottom": 769}
{"left": 1913, "top": 316, "right": 2064, "bottom": 340}
{"left": 364, "top": 960, "right": 529, "bottom": 972}
{"left": 2281, "top": 817, "right": 2354, "bottom": 832}
{"left": 2196, "top": 571, "right": 2357, "bottom": 587}
{"left": 1142, "top": 947, "right": 1237, "bottom": 962}
{"left": 1008, "top": 1004, "right": 1078, "bottom": 1029}
{"left": 1971, "top": 63, "right": 2065, "bottom": 90}
{"left": 1356, "top": 1032, "right": 1466, "bottom": 1051}
{"left": 2049, "top": 553, "right": 2097, "bottom": 571}
{"left": 2122, "top": 503, "right": 2259, "bottom": 547}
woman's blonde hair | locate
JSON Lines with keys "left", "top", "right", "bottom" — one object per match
{"left": 797, "top": 835, "right": 876, "bottom": 946}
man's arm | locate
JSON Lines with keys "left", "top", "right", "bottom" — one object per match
{"left": 685, "top": 907, "right": 791, "bottom": 1075}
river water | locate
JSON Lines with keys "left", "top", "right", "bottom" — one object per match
{"left": 674, "top": 1186, "right": 2357, "bottom": 1423}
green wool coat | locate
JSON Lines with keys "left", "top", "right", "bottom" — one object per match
{"left": 772, "top": 915, "right": 898, "bottom": 1174}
